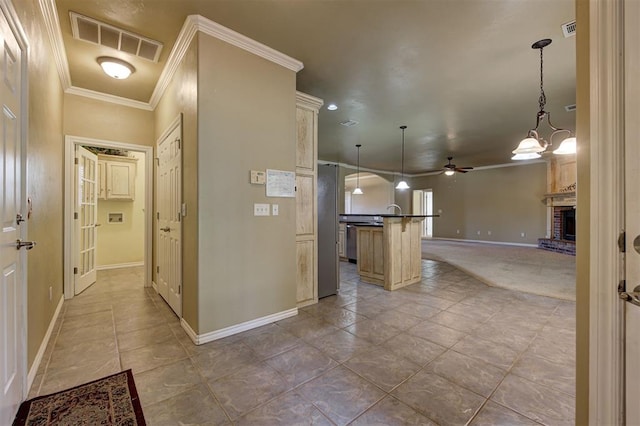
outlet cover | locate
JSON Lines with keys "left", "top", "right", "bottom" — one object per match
{"left": 254, "top": 203, "right": 270, "bottom": 216}
{"left": 272, "top": 204, "right": 279, "bottom": 216}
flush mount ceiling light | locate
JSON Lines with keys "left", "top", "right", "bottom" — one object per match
{"left": 97, "top": 56, "right": 135, "bottom": 79}
{"left": 512, "top": 39, "right": 576, "bottom": 160}
{"left": 353, "top": 144, "right": 363, "bottom": 195}
{"left": 396, "top": 125, "right": 410, "bottom": 190}
{"left": 327, "top": 104, "right": 338, "bottom": 111}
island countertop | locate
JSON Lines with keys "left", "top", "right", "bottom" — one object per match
{"left": 339, "top": 214, "right": 440, "bottom": 219}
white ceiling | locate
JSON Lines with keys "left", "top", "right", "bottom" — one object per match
{"left": 55, "top": 0, "right": 576, "bottom": 174}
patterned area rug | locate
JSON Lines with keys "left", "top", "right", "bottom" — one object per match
{"left": 13, "top": 369, "right": 145, "bottom": 425}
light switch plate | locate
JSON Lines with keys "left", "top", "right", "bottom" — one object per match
{"left": 254, "top": 203, "right": 270, "bottom": 216}
{"left": 250, "top": 170, "right": 266, "bottom": 185}
{"left": 272, "top": 204, "right": 279, "bottom": 216}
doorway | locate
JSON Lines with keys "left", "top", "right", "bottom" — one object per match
{"left": 64, "top": 136, "right": 153, "bottom": 299}
{"left": 412, "top": 189, "right": 433, "bottom": 238}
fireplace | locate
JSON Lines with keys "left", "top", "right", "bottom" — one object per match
{"left": 539, "top": 205, "right": 576, "bottom": 255}
{"left": 561, "top": 209, "right": 576, "bottom": 241}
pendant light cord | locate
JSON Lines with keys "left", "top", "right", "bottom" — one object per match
{"left": 356, "top": 144, "right": 361, "bottom": 188}
{"left": 538, "top": 46, "right": 547, "bottom": 112}
{"left": 400, "top": 126, "right": 406, "bottom": 180}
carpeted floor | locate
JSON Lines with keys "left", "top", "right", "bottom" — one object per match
{"left": 422, "top": 239, "right": 576, "bottom": 301}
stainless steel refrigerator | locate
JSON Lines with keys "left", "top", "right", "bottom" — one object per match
{"left": 317, "top": 164, "right": 338, "bottom": 298}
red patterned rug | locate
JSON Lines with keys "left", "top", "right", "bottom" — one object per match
{"left": 13, "top": 369, "right": 145, "bottom": 425}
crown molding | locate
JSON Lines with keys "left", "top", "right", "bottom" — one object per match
{"left": 65, "top": 86, "right": 153, "bottom": 111}
{"left": 148, "top": 15, "right": 199, "bottom": 109}
{"left": 296, "top": 91, "right": 324, "bottom": 110}
{"left": 39, "top": 0, "right": 71, "bottom": 89}
{"left": 320, "top": 158, "right": 546, "bottom": 178}
{"left": 195, "top": 15, "right": 303, "bottom": 73}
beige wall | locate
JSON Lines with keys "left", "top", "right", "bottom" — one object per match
{"left": 13, "top": 0, "right": 65, "bottom": 368}
{"left": 96, "top": 152, "right": 145, "bottom": 267}
{"left": 345, "top": 173, "right": 394, "bottom": 214}
{"left": 575, "top": 0, "right": 589, "bottom": 422}
{"left": 196, "top": 34, "right": 297, "bottom": 333}
{"left": 64, "top": 94, "right": 154, "bottom": 146}
{"left": 154, "top": 37, "right": 199, "bottom": 331}
{"left": 411, "top": 163, "right": 547, "bottom": 244}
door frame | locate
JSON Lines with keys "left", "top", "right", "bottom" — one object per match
{"left": 584, "top": 0, "right": 625, "bottom": 423}
{"left": 63, "top": 136, "right": 153, "bottom": 299}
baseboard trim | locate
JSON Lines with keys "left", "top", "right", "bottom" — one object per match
{"left": 27, "top": 295, "right": 64, "bottom": 392}
{"left": 427, "top": 237, "right": 537, "bottom": 248}
{"left": 181, "top": 307, "right": 299, "bottom": 345}
{"left": 96, "top": 261, "right": 144, "bottom": 271}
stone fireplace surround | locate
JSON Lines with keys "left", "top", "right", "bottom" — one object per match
{"left": 537, "top": 157, "right": 576, "bottom": 256}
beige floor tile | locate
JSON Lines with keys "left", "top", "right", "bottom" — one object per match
{"left": 209, "top": 362, "right": 290, "bottom": 420}
{"left": 344, "top": 346, "right": 421, "bottom": 392}
{"left": 310, "top": 329, "right": 373, "bottom": 362}
{"left": 236, "top": 391, "right": 333, "bottom": 425}
{"left": 392, "top": 370, "right": 485, "bottom": 425}
{"left": 351, "top": 396, "right": 437, "bottom": 425}
{"left": 344, "top": 318, "right": 399, "bottom": 345}
{"left": 511, "top": 352, "right": 575, "bottom": 396}
{"left": 298, "top": 366, "right": 385, "bottom": 426}
{"left": 144, "top": 384, "right": 230, "bottom": 425}
{"left": 191, "top": 340, "right": 259, "bottom": 381}
{"left": 117, "top": 323, "right": 175, "bottom": 352}
{"left": 382, "top": 333, "right": 447, "bottom": 366}
{"left": 491, "top": 374, "right": 575, "bottom": 426}
{"left": 120, "top": 338, "right": 187, "bottom": 374}
{"left": 134, "top": 358, "right": 203, "bottom": 407}
{"left": 451, "top": 334, "right": 521, "bottom": 371}
{"left": 470, "top": 401, "right": 540, "bottom": 425}
{"left": 240, "top": 325, "right": 301, "bottom": 359}
{"left": 266, "top": 344, "right": 338, "bottom": 388}
{"left": 407, "top": 320, "right": 467, "bottom": 348}
{"left": 424, "top": 350, "right": 507, "bottom": 398}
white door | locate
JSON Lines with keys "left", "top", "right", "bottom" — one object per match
{"left": 624, "top": 0, "right": 640, "bottom": 422}
{"left": 0, "top": 7, "right": 25, "bottom": 424}
{"left": 157, "top": 124, "right": 182, "bottom": 316}
{"left": 75, "top": 146, "right": 98, "bottom": 294}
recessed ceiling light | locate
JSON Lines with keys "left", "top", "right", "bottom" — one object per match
{"left": 97, "top": 56, "right": 135, "bottom": 79}
{"left": 327, "top": 104, "right": 338, "bottom": 111}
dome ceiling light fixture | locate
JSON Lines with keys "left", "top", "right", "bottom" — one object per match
{"left": 396, "top": 125, "right": 410, "bottom": 190}
{"left": 97, "top": 56, "right": 135, "bottom": 79}
{"left": 353, "top": 144, "right": 363, "bottom": 195}
{"left": 511, "top": 39, "right": 576, "bottom": 160}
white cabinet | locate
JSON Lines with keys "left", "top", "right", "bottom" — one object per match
{"left": 295, "top": 92, "right": 323, "bottom": 307}
{"left": 97, "top": 154, "right": 137, "bottom": 201}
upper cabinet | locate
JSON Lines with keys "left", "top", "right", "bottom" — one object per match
{"left": 296, "top": 106, "right": 315, "bottom": 171}
{"left": 97, "top": 154, "right": 138, "bottom": 201}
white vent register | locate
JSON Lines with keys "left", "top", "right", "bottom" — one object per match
{"left": 70, "top": 12, "right": 163, "bottom": 62}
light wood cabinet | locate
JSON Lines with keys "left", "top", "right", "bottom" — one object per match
{"left": 295, "top": 92, "right": 323, "bottom": 308}
{"left": 338, "top": 223, "right": 346, "bottom": 258}
{"left": 97, "top": 154, "right": 137, "bottom": 201}
{"left": 356, "top": 217, "right": 424, "bottom": 291}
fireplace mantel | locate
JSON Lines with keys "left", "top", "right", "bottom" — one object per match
{"left": 543, "top": 191, "right": 576, "bottom": 207}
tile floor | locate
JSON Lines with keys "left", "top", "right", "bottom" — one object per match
{"left": 30, "top": 261, "right": 576, "bottom": 425}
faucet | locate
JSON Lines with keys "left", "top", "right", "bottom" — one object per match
{"left": 386, "top": 204, "right": 402, "bottom": 215}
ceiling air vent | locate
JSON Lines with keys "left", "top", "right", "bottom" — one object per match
{"left": 565, "top": 104, "right": 577, "bottom": 112}
{"left": 339, "top": 120, "right": 359, "bottom": 127}
{"left": 70, "top": 12, "right": 163, "bottom": 62}
{"left": 562, "top": 20, "right": 576, "bottom": 38}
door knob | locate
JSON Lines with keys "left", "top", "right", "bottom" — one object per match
{"left": 16, "top": 213, "right": 25, "bottom": 225}
{"left": 15, "top": 239, "right": 36, "bottom": 250}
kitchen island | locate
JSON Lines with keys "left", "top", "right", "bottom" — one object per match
{"left": 340, "top": 214, "right": 436, "bottom": 291}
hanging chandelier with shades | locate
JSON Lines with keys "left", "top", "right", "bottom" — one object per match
{"left": 511, "top": 39, "right": 576, "bottom": 160}
{"left": 353, "top": 144, "right": 363, "bottom": 195}
{"left": 396, "top": 125, "right": 410, "bottom": 190}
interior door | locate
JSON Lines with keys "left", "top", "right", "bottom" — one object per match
{"left": 624, "top": 1, "right": 640, "bottom": 422}
{"left": 75, "top": 146, "right": 98, "bottom": 294}
{"left": 0, "top": 8, "right": 25, "bottom": 424}
{"left": 157, "top": 123, "right": 182, "bottom": 316}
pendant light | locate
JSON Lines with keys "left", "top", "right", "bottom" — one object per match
{"left": 512, "top": 39, "right": 576, "bottom": 160}
{"left": 396, "top": 125, "right": 410, "bottom": 190}
{"left": 353, "top": 144, "right": 363, "bottom": 195}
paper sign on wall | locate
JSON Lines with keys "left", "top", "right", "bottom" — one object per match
{"left": 266, "top": 169, "right": 295, "bottom": 197}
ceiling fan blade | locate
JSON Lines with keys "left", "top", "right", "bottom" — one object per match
{"left": 455, "top": 168, "right": 469, "bottom": 173}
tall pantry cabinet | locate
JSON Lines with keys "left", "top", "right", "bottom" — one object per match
{"left": 295, "top": 92, "right": 323, "bottom": 307}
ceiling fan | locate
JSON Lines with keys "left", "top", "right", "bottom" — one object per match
{"left": 443, "top": 156, "right": 474, "bottom": 175}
